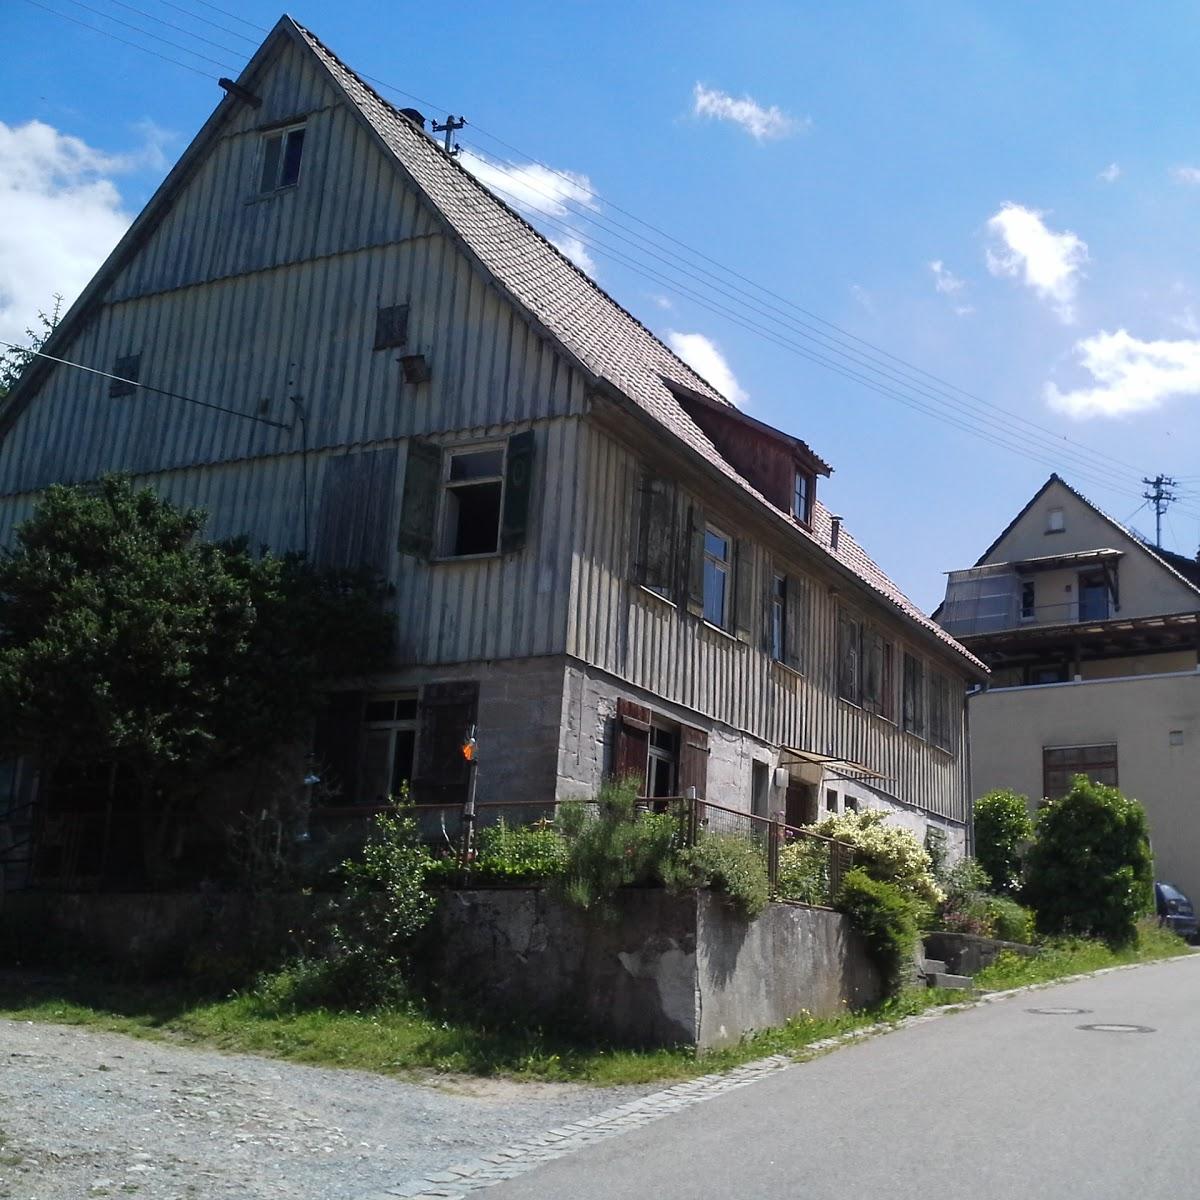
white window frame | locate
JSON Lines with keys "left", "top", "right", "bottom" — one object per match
{"left": 1046, "top": 506, "right": 1065, "bottom": 533}
{"left": 770, "top": 573, "right": 787, "bottom": 662}
{"left": 259, "top": 123, "right": 306, "bottom": 194}
{"left": 360, "top": 692, "right": 418, "bottom": 805}
{"left": 702, "top": 524, "right": 731, "bottom": 628}
{"left": 792, "top": 470, "right": 812, "bottom": 524}
{"left": 438, "top": 442, "right": 507, "bottom": 559}
{"left": 647, "top": 721, "right": 679, "bottom": 799}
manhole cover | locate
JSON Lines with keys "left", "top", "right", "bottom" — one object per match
{"left": 1076, "top": 1023, "right": 1156, "bottom": 1034}
{"left": 1027, "top": 1007, "right": 1091, "bottom": 1016}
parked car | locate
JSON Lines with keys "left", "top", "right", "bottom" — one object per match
{"left": 1155, "top": 882, "right": 1199, "bottom": 941}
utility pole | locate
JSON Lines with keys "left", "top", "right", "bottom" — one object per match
{"left": 1142, "top": 474, "right": 1178, "bottom": 548}
{"left": 431, "top": 114, "right": 466, "bottom": 156}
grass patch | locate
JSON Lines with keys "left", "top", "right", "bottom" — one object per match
{"left": 0, "top": 925, "right": 1188, "bottom": 1087}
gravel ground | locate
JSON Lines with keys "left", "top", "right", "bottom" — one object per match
{"left": 0, "top": 1020, "right": 654, "bottom": 1200}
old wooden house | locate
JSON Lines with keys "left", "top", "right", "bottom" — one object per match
{"left": 0, "top": 17, "right": 985, "bottom": 886}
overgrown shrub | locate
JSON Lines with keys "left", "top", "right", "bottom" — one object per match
{"left": 808, "top": 810, "right": 943, "bottom": 908}
{"left": 556, "top": 778, "right": 682, "bottom": 915}
{"left": 936, "top": 857, "right": 995, "bottom": 936}
{"left": 984, "top": 895, "right": 1035, "bottom": 944}
{"left": 837, "top": 868, "right": 920, "bottom": 998}
{"left": 470, "top": 819, "right": 568, "bottom": 883}
{"left": 776, "top": 837, "right": 834, "bottom": 906}
{"left": 974, "top": 789, "right": 1034, "bottom": 894}
{"left": 663, "top": 833, "right": 770, "bottom": 918}
{"left": 1024, "top": 776, "right": 1154, "bottom": 947}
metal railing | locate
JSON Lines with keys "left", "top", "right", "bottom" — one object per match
{"left": 322, "top": 794, "right": 854, "bottom": 908}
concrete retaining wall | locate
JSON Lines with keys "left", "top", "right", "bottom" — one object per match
{"left": 430, "top": 888, "right": 880, "bottom": 1049}
{"left": 922, "top": 930, "right": 1038, "bottom": 976}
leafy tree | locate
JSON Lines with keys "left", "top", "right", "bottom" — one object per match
{"left": 0, "top": 295, "right": 62, "bottom": 402}
{"left": 0, "top": 476, "right": 392, "bottom": 879}
{"left": 1024, "top": 776, "right": 1154, "bottom": 947}
{"left": 974, "top": 788, "right": 1035, "bottom": 894}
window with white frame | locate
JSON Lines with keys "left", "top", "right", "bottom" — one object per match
{"left": 647, "top": 725, "right": 679, "bottom": 798}
{"left": 260, "top": 124, "right": 306, "bottom": 193}
{"left": 1046, "top": 506, "right": 1065, "bottom": 533}
{"left": 360, "top": 692, "right": 418, "bottom": 804}
{"left": 441, "top": 444, "right": 505, "bottom": 557}
{"left": 770, "top": 573, "right": 787, "bottom": 661}
{"left": 793, "top": 470, "right": 812, "bottom": 524}
{"left": 703, "top": 526, "right": 731, "bottom": 627}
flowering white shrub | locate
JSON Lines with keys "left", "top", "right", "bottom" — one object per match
{"left": 808, "top": 809, "right": 944, "bottom": 907}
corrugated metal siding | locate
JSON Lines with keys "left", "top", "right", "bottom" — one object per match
{"left": 568, "top": 423, "right": 971, "bottom": 822}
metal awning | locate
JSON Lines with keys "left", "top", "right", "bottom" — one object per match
{"left": 778, "top": 748, "right": 888, "bottom": 781}
{"left": 1011, "top": 548, "right": 1124, "bottom": 574}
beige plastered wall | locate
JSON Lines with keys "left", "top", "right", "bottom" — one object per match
{"left": 970, "top": 670, "right": 1200, "bottom": 900}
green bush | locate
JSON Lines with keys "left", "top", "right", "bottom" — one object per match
{"left": 557, "top": 778, "right": 682, "bottom": 915}
{"left": 984, "top": 895, "right": 1035, "bottom": 944}
{"left": 808, "top": 810, "right": 943, "bottom": 908}
{"left": 837, "top": 868, "right": 920, "bottom": 998}
{"left": 974, "top": 789, "right": 1034, "bottom": 894}
{"left": 1024, "top": 776, "right": 1154, "bottom": 947}
{"left": 935, "top": 857, "right": 995, "bottom": 937}
{"left": 776, "top": 837, "right": 834, "bottom": 906}
{"left": 470, "top": 819, "right": 568, "bottom": 883}
{"left": 663, "top": 833, "right": 769, "bottom": 918}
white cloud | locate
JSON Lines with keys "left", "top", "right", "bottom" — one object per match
{"left": 849, "top": 283, "right": 874, "bottom": 313}
{"left": 1045, "top": 329, "right": 1200, "bottom": 418}
{"left": 691, "top": 83, "right": 805, "bottom": 142}
{"left": 1170, "top": 165, "right": 1200, "bottom": 185}
{"left": 460, "top": 148, "right": 598, "bottom": 274}
{"left": 666, "top": 330, "right": 747, "bottom": 406}
{"left": 650, "top": 293, "right": 674, "bottom": 311}
{"left": 1098, "top": 162, "right": 1121, "bottom": 183}
{"left": 0, "top": 120, "right": 154, "bottom": 346}
{"left": 985, "top": 202, "right": 1088, "bottom": 323}
{"left": 929, "top": 260, "right": 966, "bottom": 295}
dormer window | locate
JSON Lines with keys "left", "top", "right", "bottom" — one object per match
{"left": 260, "top": 124, "right": 305, "bottom": 193}
{"left": 793, "top": 470, "right": 813, "bottom": 524}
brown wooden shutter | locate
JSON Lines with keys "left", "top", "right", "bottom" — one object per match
{"left": 613, "top": 698, "right": 651, "bottom": 789}
{"left": 313, "top": 447, "right": 399, "bottom": 572}
{"left": 311, "top": 691, "right": 365, "bottom": 803}
{"left": 678, "top": 724, "right": 709, "bottom": 800}
{"left": 785, "top": 574, "right": 804, "bottom": 671}
{"left": 684, "top": 504, "right": 705, "bottom": 617}
{"left": 397, "top": 438, "right": 442, "bottom": 558}
{"left": 500, "top": 429, "right": 536, "bottom": 554}
{"left": 734, "top": 538, "right": 754, "bottom": 642}
{"left": 414, "top": 681, "right": 479, "bottom": 803}
{"left": 635, "top": 477, "right": 676, "bottom": 593}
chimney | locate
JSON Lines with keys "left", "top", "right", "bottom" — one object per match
{"left": 830, "top": 515, "right": 843, "bottom": 552}
{"left": 399, "top": 107, "right": 426, "bottom": 129}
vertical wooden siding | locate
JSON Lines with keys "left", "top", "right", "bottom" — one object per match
{"left": 568, "top": 422, "right": 970, "bottom": 822}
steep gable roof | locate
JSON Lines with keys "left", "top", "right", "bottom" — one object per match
{"left": 0, "top": 15, "right": 982, "bottom": 675}
{"left": 974, "top": 473, "right": 1200, "bottom": 604}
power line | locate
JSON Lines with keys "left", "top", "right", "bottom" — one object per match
{"left": 1, "top": 342, "right": 291, "bottom": 430}
{"left": 56, "top": 0, "right": 237, "bottom": 70}
{"left": 19, "top": 0, "right": 219, "bottom": 77}
{"left": 179, "top": 0, "right": 265, "bottom": 34}
{"left": 103, "top": 0, "right": 247, "bottom": 57}
{"left": 152, "top": 0, "right": 259, "bottom": 44}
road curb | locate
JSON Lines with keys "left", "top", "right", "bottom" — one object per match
{"left": 358, "top": 951, "right": 1195, "bottom": 1200}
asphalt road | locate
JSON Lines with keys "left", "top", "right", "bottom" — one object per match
{"left": 487, "top": 954, "right": 1200, "bottom": 1200}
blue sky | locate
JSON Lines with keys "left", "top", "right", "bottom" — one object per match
{"left": 6, "top": 1, "right": 1200, "bottom": 609}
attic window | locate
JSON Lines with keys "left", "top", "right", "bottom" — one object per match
{"left": 793, "top": 470, "right": 813, "bottom": 524}
{"left": 1046, "top": 506, "right": 1065, "bottom": 534}
{"left": 260, "top": 125, "right": 305, "bottom": 192}
{"left": 441, "top": 445, "right": 506, "bottom": 557}
{"left": 374, "top": 304, "right": 409, "bottom": 351}
{"left": 109, "top": 354, "right": 140, "bottom": 398}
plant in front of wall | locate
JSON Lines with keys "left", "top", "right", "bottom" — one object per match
{"left": 934, "top": 856, "right": 995, "bottom": 937}
{"left": 974, "top": 788, "right": 1034, "bottom": 894}
{"left": 776, "top": 836, "right": 835, "bottom": 906}
{"left": 663, "top": 832, "right": 770, "bottom": 918}
{"left": 471, "top": 818, "right": 569, "bottom": 883}
{"left": 836, "top": 867, "right": 921, "bottom": 999}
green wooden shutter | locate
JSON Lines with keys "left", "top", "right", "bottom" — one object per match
{"left": 734, "top": 538, "right": 754, "bottom": 642}
{"left": 397, "top": 438, "right": 442, "bottom": 558}
{"left": 637, "top": 477, "right": 676, "bottom": 593}
{"left": 685, "top": 504, "right": 705, "bottom": 617}
{"left": 500, "top": 429, "right": 536, "bottom": 554}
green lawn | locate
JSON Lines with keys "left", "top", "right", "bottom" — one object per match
{"left": 0, "top": 925, "right": 1187, "bottom": 1087}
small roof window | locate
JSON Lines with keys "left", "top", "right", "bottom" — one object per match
{"left": 1046, "top": 506, "right": 1065, "bottom": 533}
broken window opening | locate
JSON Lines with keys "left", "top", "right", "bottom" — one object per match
{"left": 442, "top": 445, "right": 505, "bottom": 557}
{"left": 260, "top": 125, "right": 306, "bottom": 193}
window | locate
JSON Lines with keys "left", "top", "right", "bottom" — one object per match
{"left": 373, "top": 304, "right": 409, "bottom": 350}
{"left": 825, "top": 788, "right": 839, "bottom": 814}
{"left": 260, "top": 124, "right": 305, "bottom": 192}
{"left": 647, "top": 725, "right": 679, "bottom": 798}
{"left": 1046, "top": 506, "right": 1065, "bottom": 533}
{"left": 792, "top": 470, "right": 813, "bottom": 524}
{"left": 1029, "top": 663, "right": 1068, "bottom": 685}
{"left": 441, "top": 445, "right": 505, "bottom": 556}
{"left": 770, "top": 574, "right": 787, "bottom": 661}
{"left": 109, "top": 353, "right": 140, "bottom": 398}
{"left": 751, "top": 761, "right": 771, "bottom": 819}
{"left": 843, "top": 796, "right": 858, "bottom": 813}
{"left": 1078, "top": 571, "right": 1109, "bottom": 621}
{"left": 703, "top": 526, "right": 731, "bottom": 627}
{"left": 1020, "top": 580, "right": 1036, "bottom": 621}
{"left": 360, "top": 693, "right": 418, "bottom": 804}
{"left": 1043, "top": 744, "right": 1117, "bottom": 799}
{"left": 635, "top": 476, "right": 677, "bottom": 599}
{"left": 838, "top": 610, "right": 863, "bottom": 704}
{"left": 929, "top": 673, "right": 953, "bottom": 752}
{"left": 863, "top": 630, "right": 894, "bottom": 719}
{"left": 902, "top": 652, "right": 925, "bottom": 737}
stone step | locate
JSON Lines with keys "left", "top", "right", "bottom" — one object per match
{"left": 922, "top": 959, "right": 948, "bottom": 975}
{"left": 926, "top": 971, "right": 973, "bottom": 990}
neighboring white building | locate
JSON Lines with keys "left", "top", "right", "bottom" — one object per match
{"left": 937, "top": 474, "right": 1200, "bottom": 897}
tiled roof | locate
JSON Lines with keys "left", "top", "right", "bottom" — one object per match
{"left": 294, "top": 20, "right": 985, "bottom": 674}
